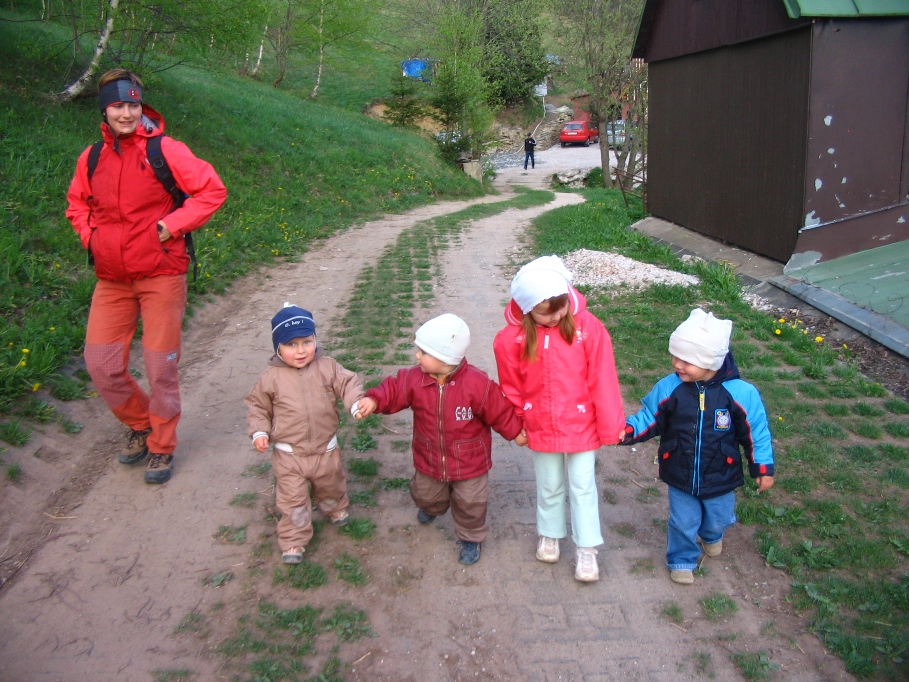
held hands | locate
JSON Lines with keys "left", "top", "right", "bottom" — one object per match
{"left": 616, "top": 425, "right": 633, "bottom": 444}
{"left": 253, "top": 435, "right": 270, "bottom": 452}
{"left": 355, "top": 397, "right": 378, "bottom": 419}
{"left": 514, "top": 429, "right": 528, "bottom": 447}
{"left": 755, "top": 475, "right": 775, "bottom": 493}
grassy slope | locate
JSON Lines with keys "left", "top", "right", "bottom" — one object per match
{"left": 0, "top": 12, "right": 481, "bottom": 415}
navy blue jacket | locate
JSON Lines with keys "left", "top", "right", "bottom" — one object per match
{"left": 624, "top": 353, "right": 774, "bottom": 499}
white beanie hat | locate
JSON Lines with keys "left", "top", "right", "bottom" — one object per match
{"left": 510, "top": 255, "right": 573, "bottom": 314}
{"left": 669, "top": 309, "right": 733, "bottom": 371}
{"left": 415, "top": 313, "right": 470, "bottom": 366}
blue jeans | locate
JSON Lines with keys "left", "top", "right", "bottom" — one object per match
{"left": 524, "top": 151, "right": 534, "bottom": 169}
{"left": 533, "top": 450, "right": 603, "bottom": 548}
{"left": 666, "top": 486, "right": 736, "bottom": 570}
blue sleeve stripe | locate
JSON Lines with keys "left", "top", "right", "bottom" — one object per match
{"left": 726, "top": 380, "right": 774, "bottom": 466}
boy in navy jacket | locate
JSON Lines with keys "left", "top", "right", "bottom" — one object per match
{"left": 620, "top": 309, "right": 774, "bottom": 585}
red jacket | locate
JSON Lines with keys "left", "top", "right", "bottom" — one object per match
{"left": 366, "top": 360, "right": 522, "bottom": 482}
{"left": 66, "top": 105, "right": 227, "bottom": 282}
{"left": 493, "top": 286, "right": 625, "bottom": 453}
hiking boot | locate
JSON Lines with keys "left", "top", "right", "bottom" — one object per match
{"left": 699, "top": 538, "right": 723, "bottom": 557}
{"left": 282, "top": 547, "right": 304, "bottom": 564}
{"left": 536, "top": 535, "right": 560, "bottom": 563}
{"left": 670, "top": 569, "right": 694, "bottom": 585}
{"left": 458, "top": 541, "right": 481, "bottom": 565}
{"left": 118, "top": 428, "right": 151, "bottom": 465}
{"left": 417, "top": 509, "right": 436, "bottom": 524}
{"left": 329, "top": 509, "right": 349, "bottom": 526}
{"left": 144, "top": 453, "right": 173, "bottom": 484}
{"left": 575, "top": 548, "right": 599, "bottom": 582}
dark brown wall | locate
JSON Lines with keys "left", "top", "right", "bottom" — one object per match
{"left": 802, "top": 19, "right": 909, "bottom": 230}
{"left": 636, "top": 0, "right": 807, "bottom": 62}
{"left": 648, "top": 28, "right": 811, "bottom": 262}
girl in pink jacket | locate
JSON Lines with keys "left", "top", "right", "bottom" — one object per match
{"left": 493, "top": 256, "right": 625, "bottom": 582}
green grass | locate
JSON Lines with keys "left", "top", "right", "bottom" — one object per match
{"left": 272, "top": 561, "right": 328, "bottom": 591}
{"left": 730, "top": 651, "right": 779, "bottom": 681}
{"left": 334, "top": 553, "right": 369, "bottom": 585}
{"left": 230, "top": 492, "right": 258, "bottom": 508}
{"left": 700, "top": 593, "right": 739, "bottom": 622}
{"left": 214, "top": 525, "right": 247, "bottom": 544}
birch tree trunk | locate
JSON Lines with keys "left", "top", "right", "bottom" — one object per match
{"left": 55, "top": 0, "right": 120, "bottom": 102}
{"left": 308, "top": 0, "right": 325, "bottom": 99}
{"left": 250, "top": 25, "right": 266, "bottom": 77}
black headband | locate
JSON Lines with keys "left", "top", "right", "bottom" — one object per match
{"left": 98, "top": 80, "right": 143, "bottom": 111}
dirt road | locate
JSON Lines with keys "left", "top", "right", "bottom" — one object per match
{"left": 0, "top": 146, "right": 853, "bottom": 681}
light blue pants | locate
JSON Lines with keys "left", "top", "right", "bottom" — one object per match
{"left": 533, "top": 450, "right": 604, "bottom": 548}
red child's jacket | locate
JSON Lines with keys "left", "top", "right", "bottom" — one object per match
{"left": 494, "top": 286, "right": 625, "bottom": 453}
{"left": 366, "top": 360, "right": 522, "bottom": 482}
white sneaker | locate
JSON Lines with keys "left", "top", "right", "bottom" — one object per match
{"left": 575, "top": 547, "right": 599, "bottom": 582}
{"left": 536, "top": 535, "right": 560, "bottom": 563}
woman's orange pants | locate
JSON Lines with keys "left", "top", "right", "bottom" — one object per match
{"left": 84, "top": 274, "right": 187, "bottom": 455}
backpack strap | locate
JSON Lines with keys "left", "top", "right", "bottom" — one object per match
{"left": 146, "top": 136, "right": 198, "bottom": 281}
{"left": 87, "top": 141, "right": 104, "bottom": 179}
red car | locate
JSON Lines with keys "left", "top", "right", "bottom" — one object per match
{"left": 559, "top": 121, "right": 599, "bottom": 147}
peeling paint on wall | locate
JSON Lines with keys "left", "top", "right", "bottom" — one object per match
{"left": 827, "top": 148, "right": 835, "bottom": 154}
{"left": 824, "top": 115, "right": 833, "bottom": 126}
{"left": 815, "top": 179, "right": 823, "bottom": 191}
{"left": 804, "top": 211, "right": 821, "bottom": 228}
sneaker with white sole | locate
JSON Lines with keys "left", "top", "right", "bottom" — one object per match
{"left": 536, "top": 535, "right": 560, "bottom": 563}
{"left": 575, "top": 547, "right": 599, "bottom": 582}
{"left": 282, "top": 547, "right": 304, "bottom": 564}
{"left": 119, "top": 428, "right": 151, "bottom": 465}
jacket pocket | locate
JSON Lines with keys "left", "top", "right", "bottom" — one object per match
{"left": 657, "top": 436, "right": 677, "bottom": 462}
{"left": 452, "top": 437, "right": 488, "bottom": 479}
{"left": 413, "top": 434, "right": 438, "bottom": 478}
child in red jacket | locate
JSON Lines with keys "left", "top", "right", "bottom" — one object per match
{"left": 356, "top": 313, "right": 525, "bottom": 565}
{"left": 494, "top": 256, "right": 625, "bottom": 582}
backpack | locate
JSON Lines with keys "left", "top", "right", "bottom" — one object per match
{"left": 86, "top": 135, "right": 198, "bottom": 280}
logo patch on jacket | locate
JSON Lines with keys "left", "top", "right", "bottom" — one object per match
{"left": 454, "top": 406, "right": 474, "bottom": 421}
{"left": 714, "top": 409, "right": 731, "bottom": 430}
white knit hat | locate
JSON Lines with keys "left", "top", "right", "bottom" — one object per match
{"left": 510, "top": 255, "right": 573, "bottom": 314}
{"left": 669, "top": 308, "right": 733, "bottom": 371}
{"left": 414, "top": 313, "right": 470, "bottom": 366}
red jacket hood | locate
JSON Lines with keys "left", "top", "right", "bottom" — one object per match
{"left": 503, "top": 285, "right": 587, "bottom": 326}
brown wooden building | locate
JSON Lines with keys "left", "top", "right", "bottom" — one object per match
{"left": 632, "top": 0, "right": 909, "bottom": 264}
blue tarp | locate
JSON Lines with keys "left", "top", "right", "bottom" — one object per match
{"left": 401, "top": 58, "right": 431, "bottom": 82}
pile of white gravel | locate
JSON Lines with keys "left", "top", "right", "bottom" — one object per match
{"left": 563, "top": 249, "right": 700, "bottom": 290}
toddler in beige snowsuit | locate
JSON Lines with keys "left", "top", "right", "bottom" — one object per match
{"left": 244, "top": 304, "right": 365, "bottom": 564}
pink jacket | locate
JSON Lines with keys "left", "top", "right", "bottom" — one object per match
{"left": 66, "top": 105, "right": 227, "bottom": 283}
{"left": 493, "top": 286, "right": 625, "bottom": 453}
{"left": 366, "top": 360, "right": 522, "bottom": 482}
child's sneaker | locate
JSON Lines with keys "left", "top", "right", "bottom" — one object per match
{"left": 144, "top": 453, "right": 172, "bottom": 484}
{"left": 670, "top": 569, "right": 694, "bottom": 585}
{"left": 119, "top": 428, "right": 151, "bottom": 464}
{"left": 329, "top": 509, "right": 349, "bottom": 526}
{"left": 417, "top": 509, "right": 436, "bottom": 524}
{"left": 536, "top": 535, "right": 560, "bottom": 563}
{"left": 458, "top": 541, "right": 481, "bottom": 565}
{"left": 574, "top": 548, "right": 599, "bottom": 582}
{"left": 282, "top": 547, "right": 304, "bottom": 564}
{"left": 699, "top": 538, "right": 723, "bottom": 557}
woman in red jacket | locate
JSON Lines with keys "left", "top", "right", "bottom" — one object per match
{"left": 66, "top": 69, "right": 227, "bottom": 484}
{"left": 494, "top": 256, "right": 625, "bottom": 582}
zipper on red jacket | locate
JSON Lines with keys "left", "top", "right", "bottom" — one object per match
{"left": 437, "top": 382, "right": 447, "bottom": 481}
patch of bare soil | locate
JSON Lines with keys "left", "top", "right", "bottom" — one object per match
{"left": 0, "top": 153, "right": 872, "bottom": 681}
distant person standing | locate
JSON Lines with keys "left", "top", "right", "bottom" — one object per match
{"left": 523, "top": 132, "right": 537, "bottom": 170}
{"left": 66, "top": 68, "right": 227, "bottom": 484}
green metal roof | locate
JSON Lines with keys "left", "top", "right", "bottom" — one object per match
{"left": 783, "top": 0, "right": 909, "bottom": 17}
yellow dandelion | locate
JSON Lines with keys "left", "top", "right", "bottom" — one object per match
{"left": 22, "top": 348, "right": 30, "bottom": 354}
{"left": 778, "top": 318, "right": 786, "bottom": 323}
{"left": 49, "top": 327, "right": 55, "bottom": 331}
{"left": 778, "top": 416, "right": 784, "bottom": 421}
{"left": 774, "top": 329, "right": 782, "bottom": 335}
{"left": 843, "top": 343, "right": 849, "bottom": 349}
{"left": 815, "top": 336, "right": 824, "bottom": 343}
{"left": 31, "top": 383, "right": 40, "bottom": 392}
{"left": 19, "top": 360, "right": 26, "bottom": 367}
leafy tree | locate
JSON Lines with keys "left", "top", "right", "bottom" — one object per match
{"left": 49, "top": 0, "right": 264, "bottom": 101}
{"left": 554, "top": 0, "right": 647, "bottom": 187}
{"left": 480, "top": 0, "right": 549, "bottom": 106}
